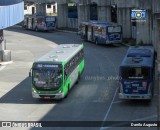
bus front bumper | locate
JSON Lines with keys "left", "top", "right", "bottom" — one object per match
{"left": 32, "top": 91, "right": 65, "bottom": 99}
{"left": 119, "top": 93, "right": 152, "bottom": 100}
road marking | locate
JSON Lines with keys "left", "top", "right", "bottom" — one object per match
{"left": 100, "top": 88, "right": 118, "bottom": 130}
{"left": 0, "top": 66, "right": 6, "bottom": 71}
{"left": 113, "top": 100, "right": 124, "bottom": 104}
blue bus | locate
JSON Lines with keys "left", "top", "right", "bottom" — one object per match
{"left": 119, "top": 46, "right": 155, "bottom": 100}
{"left": 79, "top": 21, "right": 122, "bottom": 44}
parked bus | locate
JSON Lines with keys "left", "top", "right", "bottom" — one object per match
{"left": 79, "top": 20, "right": 122, "bottom": 44}
{"left": 23, "top": 14, "right": 56, "bottom": 31}
{"left": 119, "top": 46, "right": 155, "bottom": 100}
{"left": 29, "top": 44, "right": 84, "bottom": 99}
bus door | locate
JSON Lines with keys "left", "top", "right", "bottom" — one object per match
{"left": 87, "top": 25, "right": 92, "bottom": 41}
{"left": 32, "top": 18, "right": 34, "bottom": 29}
{"left": 101, "top": 27, "right": 107, "bottom": 43}
{"left": 28, "top": 17, "right": 32, "bottom": 29}
{"left": 92, "top": 26, "right": 96, "bottom": 42}
{"left": 79, "top": 24, "right": 86, "bottom": 39}
{"left": 26, "top": 17, "right": 29, "bottom": 29}
{"left": 91, "top": 25, "right": 94, "bottom": 42}
{"left": 119, "top": 66, "right": 152, "bottom": 98}
{"left": 85, "top": 25, "right": 88, "bottom": 40}
{"left": 37, "top": 17, "right": 45, "bottom": 29}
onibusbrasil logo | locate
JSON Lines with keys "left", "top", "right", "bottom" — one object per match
{"left": 131, "top": 9, "right": 146, "bottom": 22}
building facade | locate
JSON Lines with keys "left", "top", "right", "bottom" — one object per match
{"left": 17, "top": 0, "right": 160, "bottom": 57}
{"left": 24, "top": 3, "right": 57, "bottom": 15}
{"left": 56, "top": 0, "right": 159, "bottom": 46}
{"left": 0, "top": 0, "right": 24, "bottom": 61}
{"left": 152, "top": 0, "right": 160, "bottom": 61}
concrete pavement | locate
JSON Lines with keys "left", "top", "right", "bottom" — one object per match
{"left": 0, "top": 26, "right": 158, "bottom": 130}
{"left": 0, "top": 28, "right": 57, "bottom": 98}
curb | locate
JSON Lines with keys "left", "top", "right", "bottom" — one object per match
{"left": 0, "top": 60, "right": 13, "bottom": 65}
{"left": 56, "top": 29, "right": 78, "bottom": 34}
{"left": 121, "top": 43, "right": 130, "bottom": 47}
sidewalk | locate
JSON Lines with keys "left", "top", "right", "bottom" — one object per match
{"left": 0, "top": 29, "right": 56, "bottom": 98}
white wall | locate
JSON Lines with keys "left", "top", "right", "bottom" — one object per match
{"left": 0, "top": 2, "right": 24, "bottom": 29}
{"left": 24, "top": 3, "right": 57, "bottom": 15}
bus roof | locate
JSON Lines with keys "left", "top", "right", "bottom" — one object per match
{"left": 34, "top": 44, "right": 83, "bottom": 64}
{"left": 120, "top": 46, "right": 155, "bottom": 67}
{"left": 81, "top": 20, "right": 120, "bottom": 27}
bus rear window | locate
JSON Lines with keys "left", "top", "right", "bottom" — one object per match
{"left": 120, "top": 67, "right": 150, "bottom": 80}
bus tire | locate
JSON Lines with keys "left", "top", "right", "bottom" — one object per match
{"left": 35, "top": 27, "right": 38, "bottom": 32}
{"left": 76, "top": 73, "right": 80, "bottom": 84}
{"left": 95, "top": 39, "right": 98, "bottom": 45}
{"left": 65, "top": 85, "right": 70, "bottom": 98}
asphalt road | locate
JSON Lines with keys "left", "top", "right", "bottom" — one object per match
{"left": 0, "top": 26, "right": 158, "bottom": 130}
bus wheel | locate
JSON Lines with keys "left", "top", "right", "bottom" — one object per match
{"left": 76, "top": 73, "right": 80, "bottom": 84}
{"left": 35, "top": 27, "right": 38, "bottom": 32}
{"left": 95, "top": 40, "right": 98, "bottom": 45}
{"left": 65, "top": 85, "right": 70, "bottom": 98}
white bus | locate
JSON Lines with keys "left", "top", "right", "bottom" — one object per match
{"left": 23, "top": 14, "right": 56, "bottom": 31}
{"left": 29, "top": 44, "right": 85, "bottom": 99}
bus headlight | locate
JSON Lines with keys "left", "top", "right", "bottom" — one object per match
{"left": 32, "top": 88, "right": 37, "bottom": 93}
{"left": 59, "top": 90, "right": 62, "bottom": 93}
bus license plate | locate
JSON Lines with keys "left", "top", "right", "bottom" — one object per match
{"left": 133, "top": 90, "right": 138, "bottom": 93}
{"left": 44, "top": 97, "right": 50, "bottom": 99}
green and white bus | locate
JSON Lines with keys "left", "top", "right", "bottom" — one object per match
{"left": 29, "top": 44, "right": 84, "bottom": 99}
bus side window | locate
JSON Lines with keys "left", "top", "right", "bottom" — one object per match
{"left": 64, "top": 48, "right": 84, "bottom": 81}
{"left": 64, "top": 65, "right": 69, "bottom": 81}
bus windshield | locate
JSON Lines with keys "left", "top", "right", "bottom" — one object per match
{"left": 46, "top": 17, "right": 56, "bottom": 22}
{"left": 32, "top": 63, "right": 62, "bottom": 89}
{"left": 121, "top": 67, "right": 150, "bottom": 80}
{"left": 108, "top": 26, "right": 121, "bottom": 33}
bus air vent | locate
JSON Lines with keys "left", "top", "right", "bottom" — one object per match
{"left": 63, "top": 46, "right": 70, "bottom": 48}
{"left": 132, "top": 57, "right": 143, "bottom": 63}
{"left": 49, "top": 55, "right": 58, "bottom": 58}
{"left": 56, "top": 50, "right": 64, "bottom": 53}
{"left": 72, "top": 44, "right": 79, "bottom": 47}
